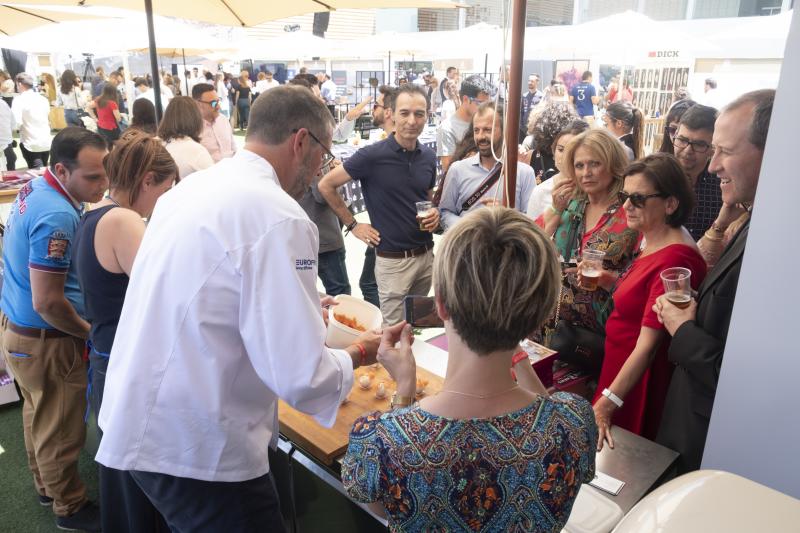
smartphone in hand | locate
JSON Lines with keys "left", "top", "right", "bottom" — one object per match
{"left": 403, "top": 295, "right": 444, "bottom": 328}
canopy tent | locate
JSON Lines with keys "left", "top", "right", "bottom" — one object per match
{"left": 524, "top": 11, "right": 717, "bottom": 62}
{"left": 0, "top": 3, "right": 107, "bottom": 36}
{"left": 236, "top": 33, "right": 352, "bottom": 62}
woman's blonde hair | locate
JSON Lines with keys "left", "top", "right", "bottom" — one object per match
{"left": 560, "top": 128, "right": 628, "bottom": 201}
{"left": 104, "top": 129, "right": 177, "bottom": 206}
{"left": 433, "top": 208, "right": 561, "bottom": 355}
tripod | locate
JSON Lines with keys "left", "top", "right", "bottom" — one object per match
{"left": 81, "top": 55, "right": 94, "bottom": 86}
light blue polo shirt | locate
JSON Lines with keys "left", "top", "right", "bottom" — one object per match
{"left": 1, "top": 174, "right": 85, "bottom": 329}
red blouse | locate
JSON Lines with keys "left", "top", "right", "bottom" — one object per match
{"left": 95, "top": 99, "right": 118, "bottom": 131}
{"left": 594, "top": 244, "right": 707, "bottom": 439}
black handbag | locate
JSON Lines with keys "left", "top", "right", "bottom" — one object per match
{"left": 545, "top": 203, "right": 606, "bottom": 375}
{"left": 549, "top": 319, "right": 605, "bottom": 375}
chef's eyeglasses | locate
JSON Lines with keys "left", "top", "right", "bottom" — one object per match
{"left": 293, "top": 128, "right": 336, "bottom": 167}
{"left": 618, "top": 191, "right": 667, "bottom": 208}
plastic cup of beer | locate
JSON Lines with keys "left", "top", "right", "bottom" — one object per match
{"left": 416, "top": 201, "right": 434, "bottom": 231}
{"left": 580, "top": 249, "right": 606, "bottom": 291}
{"left": 661, "top": 267, "right": 692, "bottom": 308}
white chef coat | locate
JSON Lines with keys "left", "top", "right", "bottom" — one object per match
{"left": 96, "top": 149, "right": 354, "bottom": 482}
{"left": 11, "top": 89, "right": 51, "bottom": 153}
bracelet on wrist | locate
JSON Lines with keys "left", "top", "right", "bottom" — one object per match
{"left": 710, "top": 222, "right": 728, "bottom": 233}
{"left": 344, "top": 220, "right": 358, "bottom": 235}
{"left": 602, "top": 388, "right": 624, "bottom": 408}
{"left": 353, "top": 343, "right": 367, "bottom": 367}
{"left": 703, "top": 229, "right": 723, "bottom": 242}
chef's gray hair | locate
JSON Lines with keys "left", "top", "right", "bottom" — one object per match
{"left": 246, "top": 85, "right": 334, "bottom": 146}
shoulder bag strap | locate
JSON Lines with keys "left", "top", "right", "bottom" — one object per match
{"left": 460, "top": 163, "right": 504, "bottom": 212}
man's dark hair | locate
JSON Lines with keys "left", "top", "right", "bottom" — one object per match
{"left": 134, "top": 76, "right": 149, "bottom": 88}
{"left": 623, "top": 153, "right": 695, "bottom": 228}
{"left": 459, "top": 75, "right": 494, "bottom": 100}
{"left": 204, "top": 72, "right": 214, "bottom": 81}
{"left": 265, "top": 70, "right": 273, "bottom": 76}
{"left": 581, "top": 70, "right": 593, "bottom": 81}
{"left": 446, "top": 66, "right": 457, "bottom": 75}
{"left": 723, "top": 89, "right": 775, "bottom": 150}
{"left": 378, "top": 85, "right": 397, "bottom": 111}
{"left": 705, "top": 78, "right": 717, "bottom": 89}
{"left": 392, "top": 84, "right": 429, "bottom": 111}
{"left": 300, "top": 73, "right": 320, "bottom": 87}
{"left": 474, "top": 100, "right": 505, "bottom": 132}
{"left": 679, "top": 104, "right": 717, "bottom": 133}
{"left": 192, "top": 83, "right": 215, "bottom": 100}
{"left": 49, "top": 127, "right": 107, "bottom": 172}
{"left": 246, "top": 85, "right": 334, "bottom": 146}
{"left": 288, "top": 76, "right": 313, "bottom": 89}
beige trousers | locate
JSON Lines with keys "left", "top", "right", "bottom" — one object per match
{"left": 374, "top": 250, "right": 434, "bottom": 325}
{"left": 1, "top": 315, "right": 88, "bottom": 516}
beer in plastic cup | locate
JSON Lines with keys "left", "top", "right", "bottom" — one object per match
{"left": 661, "top": 267, "right": 692, "bottom": 309}
{"left": 416, "top": 201, "right": 433, "bottom": 231}
{"left": 580, "top": 249, "right": 606, "bottom": 291}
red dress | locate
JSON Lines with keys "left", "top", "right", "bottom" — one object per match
{"left": 594, "top": 244, "right": 707, "bottom": 439}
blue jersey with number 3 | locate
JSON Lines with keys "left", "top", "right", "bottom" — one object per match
{"left": 571, "top": 82, "right": 596, "bottom": 117}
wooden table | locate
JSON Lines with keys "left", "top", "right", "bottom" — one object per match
{"left": 278, "top": 363, "right": 444, "bottom": 465}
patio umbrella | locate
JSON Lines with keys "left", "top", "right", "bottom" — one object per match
{"left": 0, "top": 3, "right": 106, "bottom": 35}
{"left": 13, "top": 0, "right": 463, "bottom": 119}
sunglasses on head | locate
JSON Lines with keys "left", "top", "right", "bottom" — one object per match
{"left": 618, "top": 190, "right": 667, "bottom": 208}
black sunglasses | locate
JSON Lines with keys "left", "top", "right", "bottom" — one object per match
{"left": 618, "top": 190, "right": 667, "bottom": 208}
{"left": 292, "top": 128, "right": 336, "bottom": 167}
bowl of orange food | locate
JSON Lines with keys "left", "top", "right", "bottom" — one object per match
{"left": 326, "top": 294, "right": 383, "bottom": 349}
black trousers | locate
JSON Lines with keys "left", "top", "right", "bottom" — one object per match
{"left": 20, "top": 143, "right": 49, "bottom": 168}
{"left": 3, "top": 143, "right": 16, "bottom": 170}
{"left": 131, "top": 470, "right": 287, "bottom": 533}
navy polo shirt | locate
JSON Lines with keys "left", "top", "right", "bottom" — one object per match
{"left": 344, "top": 134, "right": 437, "bottom": 253}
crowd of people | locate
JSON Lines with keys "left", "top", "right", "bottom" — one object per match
{"left": 0, "top": 57, "right": 776, "bottom": 532}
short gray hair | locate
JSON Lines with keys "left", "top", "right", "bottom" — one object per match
{"left": 246, "top": 85, "right": 334, "bottom": 145}
{"left": 722, "top": 89, "right": 775, "bottom": 151}
{"left": 15, "top": 73, "right": 34, "bottom": 88}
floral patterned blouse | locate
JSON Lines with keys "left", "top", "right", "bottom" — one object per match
{"left": 537, "top": 199, "right": 642, "bottom": 331}
{"left": 342, "top": 392, "right": 597, "bottom": 533}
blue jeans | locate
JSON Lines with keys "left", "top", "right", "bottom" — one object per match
{"left": 318, "top": 248, "right": 351, "bottom": 297}
{"left": 360, "top": 247, "right": 379, "bottom": 308}
{"left": 64, "top": 109, "right": 83, "bottom": 127}
{"left": 237, "top": 98, "right": 250, "bottom": 129}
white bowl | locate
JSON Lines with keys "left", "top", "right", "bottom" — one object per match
{"left": 325, "top": 295, "right": 383, "bottom": 349}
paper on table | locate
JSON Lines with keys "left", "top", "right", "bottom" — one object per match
{"left": 589, "top": 471, "right": 626, "bottom": 496}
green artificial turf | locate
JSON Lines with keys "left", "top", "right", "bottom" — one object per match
{"left": 0, "top": 393, "right": 100, "bottom": 532}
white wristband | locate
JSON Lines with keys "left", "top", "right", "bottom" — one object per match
{"left": 602, "top": 388, "right": 624, "bottom": 408}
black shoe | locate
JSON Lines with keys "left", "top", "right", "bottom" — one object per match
{"left": 55, "top": 501, "right": 101, "bottom": 532}
{"left": 38, "top": 493, "right": 54, "bottom": 506}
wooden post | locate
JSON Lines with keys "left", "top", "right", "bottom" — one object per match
{"left": 503, "top": 0, "right": 527, "bottom": 208}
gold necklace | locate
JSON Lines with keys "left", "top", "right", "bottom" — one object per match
{"left": 438, "top": 385, "right": 520, "bottom": 400}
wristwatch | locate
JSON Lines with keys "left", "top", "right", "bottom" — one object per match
{"left": 390, "top": 391, "right": 414, "bottom": 410}
{"left": 602, "top": 388, "right": 624, "bottom": 408}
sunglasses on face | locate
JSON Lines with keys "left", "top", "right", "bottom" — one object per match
{"left": 198, "top": 98, "right": 220, "bottom": 109}
{"left": 618, "top": 190, "right": 667, "bottom": 208}
{"left": 292, "top": 128, "right": 336, "bottom": 168}
{"left": 673, "top": 135, "right": 712, "bottom": 154}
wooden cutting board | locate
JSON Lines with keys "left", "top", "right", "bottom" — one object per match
{"left": 278, "top": 364, "right": 444, "bottom": 465}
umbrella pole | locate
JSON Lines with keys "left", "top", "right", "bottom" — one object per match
{"left": 503, "top": 0, "right": 527, "bottom": 209}
{"left": 484, "top": 53, "right": 488, "bottom": 77}
{"left": 144, "top": 0, "right": 163, "bottom": 122}
{"left": 388, "top": 51, "right": 391, "bottom": 84}
{"left": 183, "top": 48, "right": 189, "bottom": 95}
